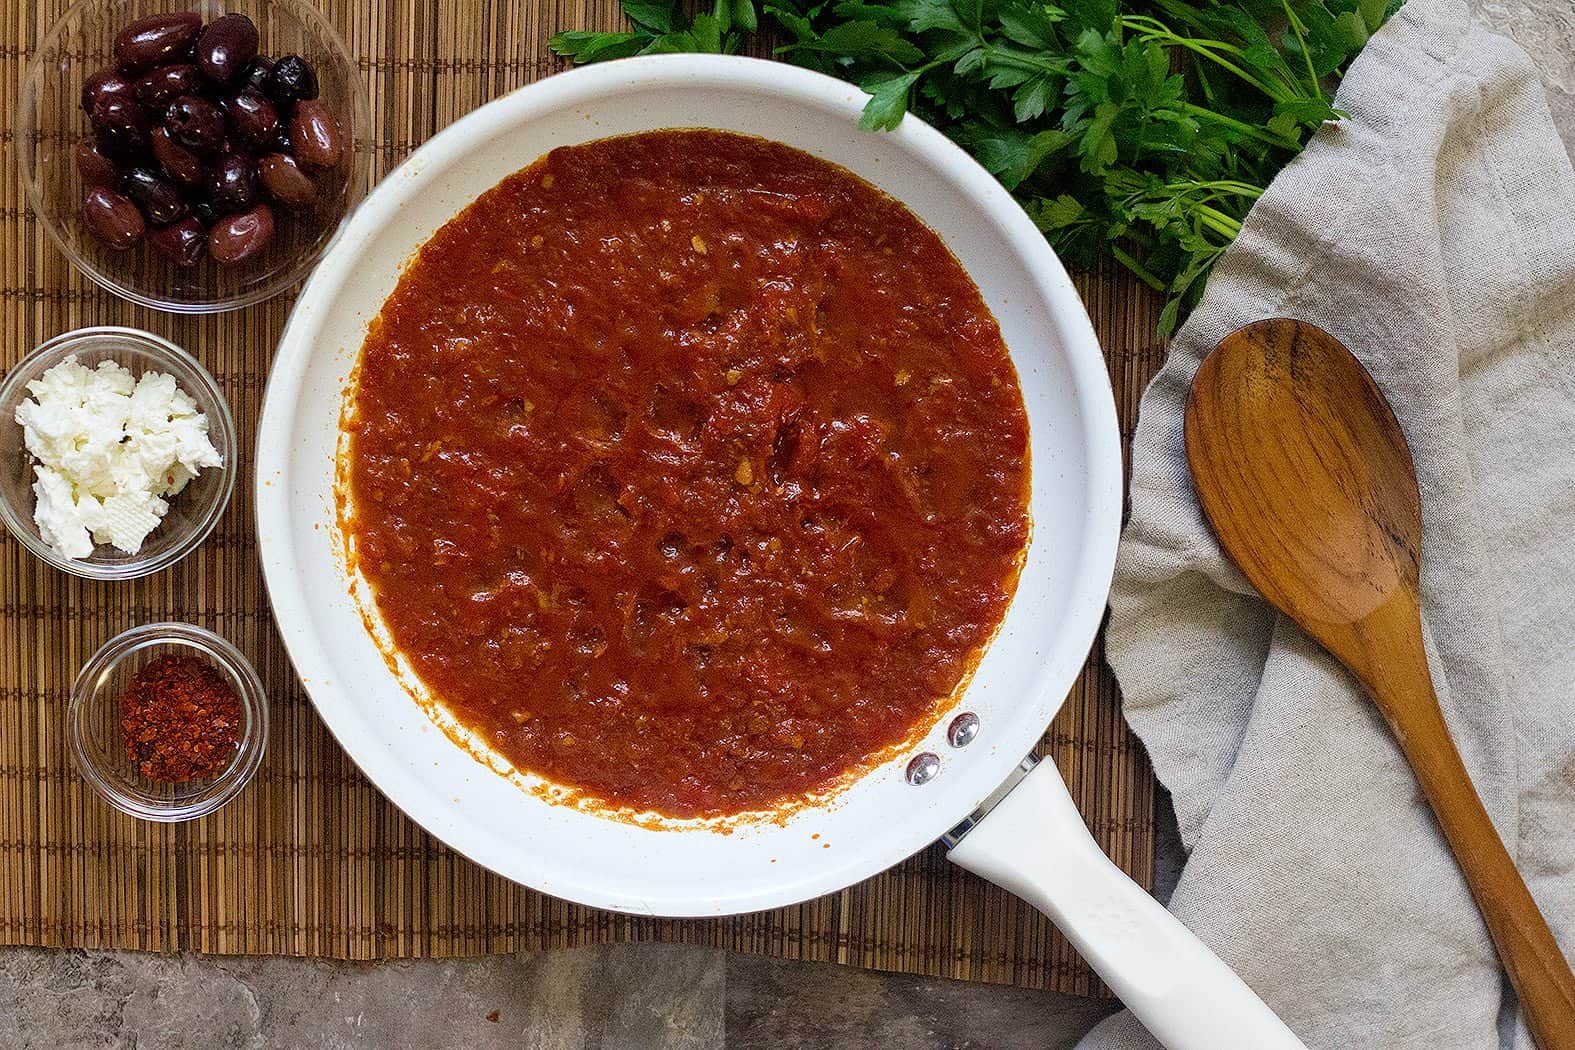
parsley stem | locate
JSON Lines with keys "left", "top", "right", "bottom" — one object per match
{"left": 1118, "top": 17, "right": 1291, "bottom": 103}
{"left": 1165, "top": 179, "right": 1264, "bottom": 199}
{"left": 1179, "top": 103, "right": 1299, "bottom": 151}
{"left": 1193, "top": 204, "right": 1242, "bottom": 241}
{"left": 1194, "top": 56, "right": 1219, "bottom": 108}
{"left": 1278, "top": 0, "right": 1324, "bottom": 100}
{"left": 1109, "top": 244, "right": 1168, "bottom": 291}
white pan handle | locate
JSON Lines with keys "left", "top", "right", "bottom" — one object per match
{"left": 945, "top": 760, "right": 1305, "bottom": 1050}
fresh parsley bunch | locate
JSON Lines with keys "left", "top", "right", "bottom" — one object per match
{"left": 553, "top": 0, "right": 1399, "bottom": 334}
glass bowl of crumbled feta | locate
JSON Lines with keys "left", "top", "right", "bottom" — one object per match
{"left": 0, "top": 326, "right": 235, "bottom": 578}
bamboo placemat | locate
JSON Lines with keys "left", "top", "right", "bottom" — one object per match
{"left": 0, "top": 0, "right": 1161, "bottom": 996}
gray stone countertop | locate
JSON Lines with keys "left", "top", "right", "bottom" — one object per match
{"left": 4, "top": 3, "right": 1570, "bottom": 1047}
{"left": 0, "top": 943, "right": 1122, "bottom": 1049}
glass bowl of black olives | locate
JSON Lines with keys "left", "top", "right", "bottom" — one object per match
{"left": 16, "top": 0, "right": 369, "bottom": 313}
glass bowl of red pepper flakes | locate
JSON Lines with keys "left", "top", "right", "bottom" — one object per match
{"left": 69, "top": 622, "right": 268, "bottom": 821}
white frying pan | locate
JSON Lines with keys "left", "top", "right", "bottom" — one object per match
{"left": 256, "top": 54, "right": 1303, "bottom": 1049}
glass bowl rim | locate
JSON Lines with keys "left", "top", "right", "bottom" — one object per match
{"left": 15, "top": 0, "right": 371, "bottom": 314}
{"left": 0, "top": 325, "right": 238, "bottom": 580}
{"left": 69, "top": 621, "right": 269, "bottom": 822}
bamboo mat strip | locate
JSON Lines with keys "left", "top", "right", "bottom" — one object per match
{"left": 0, "top": 0, "right": 1160, "bottom": 995}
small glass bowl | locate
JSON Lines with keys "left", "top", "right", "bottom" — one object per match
{"left": 70, "top": 622, "right": 268, "bottom": 821}
{"left": 16, "top": 0, "right": 370, "bottom": 313}
{"left": 0, "top": 327, "right": 236, "bottom": 579}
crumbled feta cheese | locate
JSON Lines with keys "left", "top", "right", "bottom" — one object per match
{"left": 14, "top": 355, "right": 223, "bottom": 560}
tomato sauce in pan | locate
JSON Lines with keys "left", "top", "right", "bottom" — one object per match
{"left": 342, "top": 130, "right": 1030, "bottom": 818}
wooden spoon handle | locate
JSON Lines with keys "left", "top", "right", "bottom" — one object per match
{"left": 1376, "top": 662, "right": 1575, "bottom": 1047}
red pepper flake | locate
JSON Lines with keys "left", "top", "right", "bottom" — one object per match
{"left": 119, "top": 653, "right": 243, "bottom": 783}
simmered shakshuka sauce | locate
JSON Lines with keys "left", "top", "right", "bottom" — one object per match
{"left": 343, "top": 130, "right": 1030, "bottom": 818}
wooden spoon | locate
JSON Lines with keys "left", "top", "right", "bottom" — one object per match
{"left": 1184, "top": 317, "right": 1575, "bottom": 1047}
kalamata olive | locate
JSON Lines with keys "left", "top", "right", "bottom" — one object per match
{"left": 208, "top": 203, "right": 273, "bottom": 264}
{"left": 90, "top": 92, "right": 150, "bottom": 164}
{"left": 264, "top": 55, "right": 319, "bottom": 106}
{"left": 223, "top": 91, "right": 280, "bottom": 151}
{"left": 164, "top": 95, "right": 225, "bottom": 154}
{"left": 207, "top": 152, "right": 257, "bottom": 214}
{"left": 150, "top": 127, "right": 204, "bottom": 187}
{"left": 196, "top": 14, "right": 260, "bottom": 85}
{"left": 132, "top": 63, "right": 200, "bottom": 111}
{"left": 121, "top": 167, "right": 187, "bottom": 226}
{"left": 148, "top": 216, "right": 207, "bottom": 267}
{"left": 114, "top": 12, "right": 202, "bottom": 72}
{"left": 240, "top": 56, "right": 275, "bottom": 94}
{"left": 190, "top": 198, "right": 219, "bottom": 227}
{"left": 88, "top": 91, "right": 147, "bottom": 133}
{"left": 80, "top": 69, "right": 134, "bottom": 116}
{"left": 94, "top": 122, "right": 149, "bottom": 166}
{"left": 274, "top": 125, "right": 294, "bottom": 155}
{"left": 258, "top": 152, "right": 316, "bottom": 209}
{"left": 75, "top": 139, "right": 118, "bottom": 189}
{"left": 80, "top": 186, "right": 145, "bottom": 249}
{"left": 288, "top": 100, "right": 343, "bottom": 170}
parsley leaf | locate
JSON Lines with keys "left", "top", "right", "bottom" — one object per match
{"left": 549, "top": 0, "right": 760, "bottom": 59}
{"left": 860, "top": 71, "right": 922, "bottom": 130}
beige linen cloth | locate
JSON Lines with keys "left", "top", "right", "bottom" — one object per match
{"left": 1078, "top": 0, "right": 1575, "bottom": 1046}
